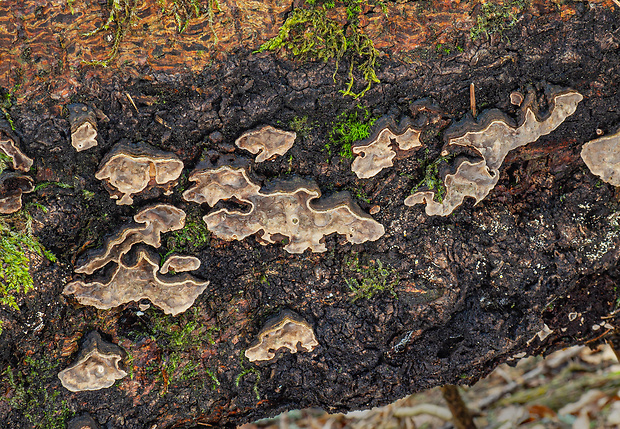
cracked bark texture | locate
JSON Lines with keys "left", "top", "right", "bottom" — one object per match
{"left": 1, "top": 0, "right": 620, "bottom": 428}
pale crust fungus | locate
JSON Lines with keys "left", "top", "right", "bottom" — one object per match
{"left": 75, "top": 204, "right": 186, "bottom": 275}
{"left": 0, "top": 119, "right": 33, "bottom": 172}
{"left": 235, "top": 125, "right": 296, "bottom": 163}
{"left": 68, "top": 103, "right": 98, "bottom": 152}
{"left": 64, "top": 245, "right": 209, "bottom": 315}
{"left": 245, "top": 310, "right": 318, "bottom": 362}
{"left": 405, "top": 89, "right": 583, "bottom": 216}
{"left": 160, "top": 254, "right": 201, "bottom": 274}
{"left": 0, "top": 173, "right": 34, "bottom": 214}
{"left": 58, "top": 331, "right": 127, "bottom": 392}
{"left": 351, "top": 116, "right": 423, "bottom": 179}
{"left": 184, "top": 164, "right": 385, "bottom": 253}
{"left": 581, "top": 128, "right": 620, "bottom": 186}
{"left": 95, "top": 141, "right": 184, "bottom": 205}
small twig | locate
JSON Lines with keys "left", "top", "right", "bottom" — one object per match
{"left": 470, "top": 82, "right": 477, "bottom": 119}
{"left": 126, "top": 92, "right": 138, "bottom": 113}
{"left": 441, "top": 385, "right": 477, "bottom": 429}
{"left": 612, "top": 0, "right": 620, "bottom": 8}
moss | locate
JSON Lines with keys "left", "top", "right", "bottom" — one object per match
{"left": 235, "top": 351, "right": 261, "bottom": 400}
{"left": 256, "top": 0, "right": 381, "bottom": 98}
{"left": 1, "top": 85, "right": 19, "bottom": 131}
{"left": 343, "top": 253, "right": 398, "bottom": 302}
{"left": 328, "top": 105, "right": 377, "bottom": 158}
{"left": 289, "top": 115, "right": 314, "bottom": 139}
{"left": 0, "top": 207, "right": 56, "bottom": 333}
{"left": 3, "top": 354, "right": 74, "bottom": 429}
{"left": 408, "top": 152, "right": 455, "bottom": 203}
{"left": 470, "top": 0, "right": 530, "bottom": 41}
{"left": 161, "top": 210, "right": 210, "bottom": 262}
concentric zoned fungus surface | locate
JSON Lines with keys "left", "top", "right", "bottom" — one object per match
{"left": 351, "top": 116, "right": 423, "bottom": 179}
{"left": 68, "top": 103, "right": 98, "bottom": 152}
{"left": 183, "top": 164, "right": 385, "bottom": 253}
{"left": 235, "top": 125, "right": 296, "bottom": 162}
{"left": 405, "top": 89, "right": 583, "bottom": 216}
{"left": 0, "top": 119, "right": 33, "bottom": 172}
{"left": 58, "top": 331, "right": 127, "bottom": 392}
{"left": 95, "top": 141, "right": 183, "bottom": 205}
{"left": 64, "top": 246, "right": 209, "bottom": 315}
{"left": 581, "top": 128, "right": 620, "bottom": 186}
{"left": 160, "top": 254, "right": 201, "bottom": 274}
{"left": 0, "top": 173, "right": 34, "bottom": 214}
{"left": 245, "top": 310, "right": 319, "bottom": 362}
{"left": 75, "top": 204, "right": 186, "bottom": 275}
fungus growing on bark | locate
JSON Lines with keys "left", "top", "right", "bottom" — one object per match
{"left": 75, "top": 204, "right": 185, "bottom": 275}
{"left": 235, "top": 125, "right": 296, "bottom": 163}
{"left": 58, "top": 331, "right": 127, "bottom": 392}
{"left": 160, "top": 254, "right": 201, "bottom": 274}
{"left": 68, "top": 103, "right": 98, "bottom": 152}
{"left": 245, "top": 310, "right": 318, "bottom": 362}
{"left": 64, "top": 246, "right": 209, "bottom": 315}
{"left": 581, "top": 128, "right": 620, "bottom": 186}
{"left": 184, "top": 164, "right": 384, "bottom": 253}
{"left": 351, "top": 116, "right": 423, "bottom": 179}
{"left": 0, "top": 119, "right": 33, "bottom": 172}
{"left": 67, "top": 413, "right": 101, "bottom": 429}
{"left": 95, "top": 141, "right": 183, "bottom": 205}
{"left": 0, "top": 173, "right": 34, "bottom": 214}
{"left": 406, "top": 89, "right": 583, "bottom": 215}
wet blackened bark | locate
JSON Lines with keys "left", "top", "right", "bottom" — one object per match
{"left": 1, "top": 1, "right": 620, "bottom": 428}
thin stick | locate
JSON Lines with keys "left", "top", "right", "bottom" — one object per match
{"left": 126, "top": 92, "right": 138, "bottom": 113}
{"left": 613, "top": 0, "right": 620, "bottom": 8}
{"left": 470, "top": 83, "right": 477, "bottom": 119}
{"left": 441, "top": 385, "right": 477, "bottom": 429}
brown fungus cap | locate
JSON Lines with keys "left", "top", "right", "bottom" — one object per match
{"left": 581, "top": 128, "right": 620, "bottom": 186}
{"left": 64, "top": 246, "right": 209, "bottom": 315}
{"left": 74, "top": 204, "right": 185, "bottom": 275}
{"left": 0, "top": 173, "right": 34, "bottom": 214}
{"left": 95, "top": 141, "right": 183, "bottom": 205}
{"left": 235, "top": 125, "right": 296, "bottom": 163}
{"left": 0, "top": 119, "right": 33, "bottom": 172}
{"left": 68, "top": 103, "right": 98, "bottom": 152}
{"left": 406, "top": 88, "right": 583, "bottom": 216}
{"left": 58, "top": 331, "right": 127, "bottom": 392}
{"left": 245, "top": 310, "right": 318, "bottom": 362}
{"left": 184, "top": 164, "right": 384, "bottom": 253}
{"left": 352, "top": 116, "right": 423, "bottom": 179}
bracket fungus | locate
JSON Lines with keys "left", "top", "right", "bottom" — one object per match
{"left": 58, "top": 331, "right": 127, "bottom": 392}
{"left": 160, "top": 254, "right": 201, "bottom": 274}
{"left": 75, "top": 204, "right": 185, "bottom": 275}
{"left": 0, "top": 172, "right": 34, "bottom": 214}
{"left": 0, "top": 119, "right": 33, "bottom": 172}
{"left": 68, "top": 103, "right": 98, "bottom": 152}
{"left": 64, "top": 246, "right": 209, "bottom": 315}
{"left": 67, "top": 413, "right": 101, "bottom": 429}
{"left": 95, "top": 141, "right": 183, "bottom": 205}
{"left": 405, "top": 88, "right": 583, "bottom": 216}
{"left": 235, "top": 125, "right": 296, "bottom": 162}
{"left": 245, "top": 310, "right": 318, "bottom": 362}
{"left": 351, "top": 116, "right": 423, "bottom": 179}
{"left": 581, "top": 128, "right": 620, "bottom": 186}
{"left": 184, "top": 164, "right": 385, "bottom": 253}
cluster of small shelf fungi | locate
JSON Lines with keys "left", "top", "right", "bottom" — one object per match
{"left": 3, "top": 87, "right": 620, "bottom": 406}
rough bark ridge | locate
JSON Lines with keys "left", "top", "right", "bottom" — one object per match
{"left": 1, "top": 1, "right": 620, "bottom": 428}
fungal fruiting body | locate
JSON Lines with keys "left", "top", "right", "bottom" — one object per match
{"left": 183, "top": 163, "right": 385, "bottom": 254}
{"left": 68, "top": 103, "right": 98, "bottom": 152}
{"left": 160, "top": 254, "right": 201, "bottom": 274}
{"left": 64, "top": 246, "right": 209, "bottom": 315}
{"left": 0, "top": 120, "right": 34, "bottom": 214}
{"left": 351, "top": 116, "right": 423, "bottom": 179}
{"left": 406, "top": 88, "right": 583, "bottom": 216}
{"left": 58, "top": 332, "right": 127, "bottom": 392}
{"left": 245, "top": 310, "right": 319, "bottom": 362}
{"left": 95, "top": 141, "right": 183, "bottom": 205}
{"left": 581, "top": 128, "right": 620, "bottom": 186}
{"left": 235, "top": 125, "right": 296, "bottom": 162}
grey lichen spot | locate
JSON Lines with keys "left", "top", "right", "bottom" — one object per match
{"left": 352, "top": 116, "right": 423, "bottom": 179}
{"left": 58, "top": 332, "right": 127, "bottom": 392}
{"left": 406, "top": 88, "right": 583, "bottom": 216}
{"left": 183, "top": 162, "right": 385, "bottom": 253}
{"left": 95, "top": 141, "right": 183, "bottom": 205}
{"left": 64, "top": 246, "right": 209, "bottom": 315}
{"left": 246, "top": 310, "right": 318, "bottom": 362}
{"left": 235, "top": 125, "right": 296, "bottom": 163}
{"left": 68, "top": 103, "right": 98, "bottom": 152}
{"left": 581, "top": 128, "right": 620, "bottom": 186}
